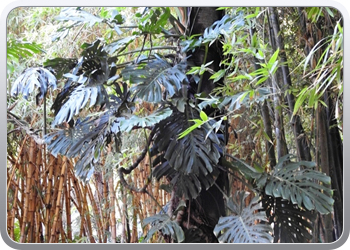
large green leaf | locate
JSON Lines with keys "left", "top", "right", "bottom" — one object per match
{"left": 136, "top": 7, "right": 171, "bottom": 35}
{"left": 256, "top": 154, "right": 334, "bottom": 214}
{"left": 11, "top": 67, "right": 57, "bottom": 105}
{"left": 103, "top": 36, "right": 138, "bottom": 55}
{"left": 153, "top": 108, "right": 222, "bottom": 176}
{"left": 55, "top": 7, "right": 103, "bottom": 26}
{"left": 121, "top": 55, "right": 187, "bottom": 103}
{"left": 218, "top": 87, "right": 271, "bottom": 111}
{"left": 51, "top": 40, "right": 115, "bottom": 126}
{"left": 52, "top": 84, "right": 109, "bottom": 126}
{"left": 7, "top": 40, "right": 44, "bottom": 74}
{"left": 142, "top": 214, "right": 184, "bottom": 243}
{"left": 225, "top": 155, "right": 262, "bottom": 179}
{"left": 153, "top": 158, "right": 219, "bottom": 200}
{"left": 45, "top": 113, "right": 110, "bottom": 181}
{"left": 203, "top": 13, "right": 244, "bottom": 45}
{"left": 262, "top": 195, "right": 316, "bottom": 243}
{"left": 45, "top": 84, "right": 132, "bottom": 181}
{"left": 43, "top": 57, "right": 78, "bottom": 79}
{"left": 150, "top": 107, "right": 224, "bottom": 199}
{"left": 198, "top": 87, "right": 270, "bottom": 111}
{"left": 213, "top": 191, "right": 273, "bottom": 243}
{"left": 119, "top": 107, "right": 173, "bottom": 132}
{"left": 52, "top": 7, "right": 125, "bottom": 41}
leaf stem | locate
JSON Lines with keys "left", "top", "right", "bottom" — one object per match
{"left": 195, "top": 43, "right": 209, "bottom": 106}
{"left": 109, "top": 46, "right": 177, "bottom": 63}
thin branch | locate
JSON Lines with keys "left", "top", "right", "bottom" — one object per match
{"left": 117, "top": 128, "right": 156, "bottom": 193}
{"left": 136, "top": 34, "right": 148, "bottom": 63}
{"left": 108, "top": 46, "right": 177, "bottom": 63}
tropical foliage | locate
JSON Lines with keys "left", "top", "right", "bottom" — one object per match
{"left": 7, "top": 7, "right": 343, "bottom": 243}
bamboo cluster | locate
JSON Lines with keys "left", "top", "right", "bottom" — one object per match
{"left": 7, "top": 135, "right": 171, "bottom": 243}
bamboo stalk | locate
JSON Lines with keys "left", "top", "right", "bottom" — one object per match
{"left": 7, "top": 114, "right": 38, "bottom": 193}
{"left": 120, "top": 183, "right": 126, "bottom": 243}
{"left": 60, "top": 220, "right": 66, "bottom": 243}
{"left": 108, "top": 169, "right": 117, "bottom": 243}
{"left": 82, "top": 184, "right": 96, "bottom": 243}
{"left": 19, "top": 138, "right": 36, "bottom": 243}
{"left": 114, "top": 181, "right": 123, "bottom": 239}
{"left": 7, "top": 136, "right": 29, "bottom": 193}
{"left": 49, "top": 159, "right": 61, "bottom": 242}
{"left": 131, "top": 189, "right": 138, "bottom": 243}
{"left": 43, "top": 156, "right": 55, "bottom": 242}
{"left": 38, "top": 217, "right": 44, "bottom": 243}
{"left": 92, "top": 172, "right": 104, "bottom": 240}
{"left": 45, "top": 156, "right": 60, "bottom": 242}
{"left": 69, "top": 168, "right": 81, "bottom": 210}
{"left": 36, "top": 150, "right": 45, "bottom": 243}
{"left": 34, "top": 211, "right": 39, "bottom": 243}
{"left": 65, "top": 163, "right": 72, "bottom": 242}
{"left": 77, "top": 184, "right": 85, "bottom": 239}
{"left": 102, "top": 169, "right": 109, "bottom": 243}
{"left": 28, "top": 143, "right": 40, "bottom": 242}
{"left": 8, "top": 176, "right": 20, "bottom": 241}
{"left": 153, "top": 180, "right": 160, "bottom": 214}
{"left": 131, "top": 169, "right": 140, "bottom": 243}
{"left": 87, "top": 184, "right": 103, "bottom": 242}
{"left": 49, "top": 156, "right": 67, "bottom": 243}
{"left": 68, "top": 168, "right": 85, "bottom": 241}
{"left": 19, "top": 163, "right": 25, "bottom": 229}
{"left": 136, "top": 202, "right": 145, "bottom": 236}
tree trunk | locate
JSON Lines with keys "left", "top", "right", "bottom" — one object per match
{"left": 189, "top": 7, "right": 224, "bottom": 95}
{"left": 266, "top": 11, "right": 289, "bottom": 160}
{"left": 251, "top": 30, "right": 277, "bottom": 166}
{"left": 268, "top": 7, "right": 311, "bottom": 161}
{"left": 322, "top": 91, "right": 343, "bottom": 240}
{"left": 260, "top": 100, "right": 277, "bottom": 167}
{"left": 316, "top": 106, "right": 333, "bottom": 242}
{"left": 178, "top": 7, "right": 227, "bottom": 243}
{"left": 297, "top": 7, "right": 343, "bottom": 241}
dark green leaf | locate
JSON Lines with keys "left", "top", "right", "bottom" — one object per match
{"left": 262, "top": 155, "right": 334, "bottom": 214}
{"left": 262, "top": 195, "right": 316, "bottom": 243}
{"left": 209, "top": 69, "right": 226, "bottom": 83}
{"left": 154, "top": 109, "right": 221, "bottom": 176}
{"left": 55, "top": 7, "right": 103, "bottom": 26}
{"left": 103, "top": 36, "right": 137, "bottom": 55}
{"left": 52, "top": 84, "right": 109, "bottom": 126}
{"left": 120, "top": 107, "right": 173, "bottom": 132}
{"left": 218, "top": 87, "right": 270, "bottom": 111}
{"left": 152, "top": 108, "right": 224, "bottom": 199}
{"left": 214, "top": 191, "right": 273, "bottom": 243}
{"left": 142, "top": 214, "right": 184, "bottom": 242}
{"left": 203, "top": 14, "right": 244, "bottom": 44}
{"left": 122, "top": 56, "right": 187, "bottom": 103}
{"left": 11, "top": 67, "right": 57, "bottom": 105}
